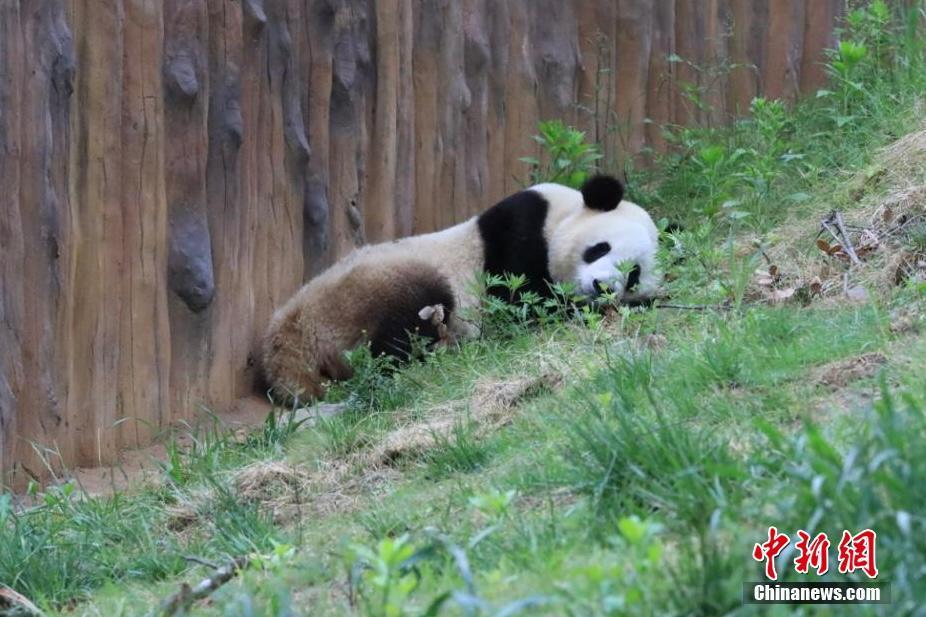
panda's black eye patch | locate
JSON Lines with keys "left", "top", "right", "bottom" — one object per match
{"left": 582, "top": 242, "right": 611, "bottom": 263}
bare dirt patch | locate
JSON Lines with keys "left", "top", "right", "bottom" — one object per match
{"left": 366, "top": 371, "right": 564, "bottom": 467}
{"left": 817, "top": 352, "right": 888, "bottom": 391}
{"left": 889, "top": 306, "right": 924, "bottom": 335}
{"left": 234, "top": 460, "right": 314, "bottom": 523}
{"left": 226, "top": 458, "right": 400, "bottom": 523}
{"left": 44, "top": 395, "right": 275, "bottom": 500}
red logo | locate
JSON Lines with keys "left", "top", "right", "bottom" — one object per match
{"left": 794, "top": 530, "right": 831, "bottom": 575}
{"left": 837, "top": 529, "right": 878, "bottom": 578}
{"left": 752, "top": 526, "right": 790, "bottom": 580}
{"left": 753, "top": 527, "right": 877, "bottom": 580}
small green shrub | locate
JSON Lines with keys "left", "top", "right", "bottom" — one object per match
{"left": 647, "top": 0, "right": 926, "bottom": 234}
{"left": 520, "top": 120, "right": 603, "bottom": 188}
{"left": 904, "top": 221, "right": 926, "bottom": 254}
{"left": 555, "top": 516, "right": 670, "bottom": 616}
{"left": 345, "top": 530, "right": 551, "bottom": 617}
{"left": 325, "top": 344, "right": 415, "bottom": 414}
{"left": 475, "top": 273, "right": 579, "bottom": 339}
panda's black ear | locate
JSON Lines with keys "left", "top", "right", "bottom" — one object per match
{"left": 580, "top": 175, "right": 624, "bottom": 212}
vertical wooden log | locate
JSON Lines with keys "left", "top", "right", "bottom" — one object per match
{"left": 24, "top": 0, "right": 77, "bottom": 472}
{"left": 119, "top": 0, "right": 169, "bottom": 448}
{"left": 301, "top": 0, "right": 336, "bottom": 277}
{"left": 480, "top": 0, "right": 511, "bottom": 205}
{"left": 462, "top": 0, "right": 490, "bottom": 216}
{"left": 204, "top": 0, "right": 248, "bottom": 401}
{"left": 411, "top": 0, "right": 441, "bottom": 233}
{"left": 673, "top": 0, "right": 699, "bottom": 126}
{"left": 704, "top": 0, "right": 730, "bottom": 127}
{"left": 765, "top": 0, "right": 807, "bottom": 102}
{"left": 575, "top": 0, "right": 617, "bottom": 160}
{"left": 437, "top": 3, "right": 468, "bottom": 228}
{"left": 645, "top": 0, "right": 675, "bottom": 153}
{"left": 0, "top": 2, "right": 25, "bottom": 483}
{"left": 244, "top": 0, "right": 304, "bottom": 370}
{"left": 501, "top": 1, "right": 538, "bottom": 196}
{"left": 328, "top": 0, "right": 374, "bottom": 251}
{"left": 394, "top": 0, "right": 417, "bottom": 235}
{"left": 801, "top": 0, "right": 844, "bottom": 93}
{"left": 614, "top": 0, "right": 654, "bottom": 164}
{"left": 365, "top": 0, "right": 400, "bottom": 242}
{"left": 727, "top": 0, "right": 759, "bottom": 115}
{"left": 528, "top": 0, "right": 580, "bottom": 125}
{"left": 749, "top": 0, "right": 771, "bottom": 97}
{"left": 410, "top": 0, "right": 469, "bottom": 231}
{"left": 163, "top": 0, "right": 212, "bottom": 425}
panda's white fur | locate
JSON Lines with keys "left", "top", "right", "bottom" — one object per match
{"left": 544, "top": 186, "right": 661, "bottom": 301}
{"left": 261, "top": 175, "right": 660, "bottom": 401}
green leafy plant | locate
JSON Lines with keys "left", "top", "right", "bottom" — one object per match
{"left": 556, "top": 516, "right": 668, "bottom": 616}
{"left": 347, "top": 530, "right": 551, "bottom": 617}
{"left": 469, "top": 488, "right": 517, "bottom": 520}
{"left": 520, "top": 120, "right": 603, "bottom": 188}
{"left": 324, "top": 344, "right": 414, "bottom": 414}
{"left": 904, "top": 221, "right": 926, "bottom": 254}
{"left": 348, "top": 535, "right": 421, "bottom": 617}
{"left": 475, "top": 273, "right": 578, "bottom": 338}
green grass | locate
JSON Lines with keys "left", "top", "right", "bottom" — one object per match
{"left": 0, "top": 412, "right": 294, "bottom": 609}
{"left": 3, "top": 2, "right": 926, "bottom": 615}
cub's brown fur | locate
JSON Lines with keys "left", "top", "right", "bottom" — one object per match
{"left": 261, "top": 257, "right": 453, "bottom": 402}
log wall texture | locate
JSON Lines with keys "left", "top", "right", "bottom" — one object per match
{"left": 1, "top": 0, "right": 844, "bottom": 483}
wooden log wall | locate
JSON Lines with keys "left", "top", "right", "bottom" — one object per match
{"left": 0, "top": 0, "right": 844, "bottom": 484}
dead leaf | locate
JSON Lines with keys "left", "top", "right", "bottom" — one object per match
{"left": 809, "top": 277, "right": 823, "bottom": 295}
{"left": 817, "top": 238, "right": 831, "bottom": 253}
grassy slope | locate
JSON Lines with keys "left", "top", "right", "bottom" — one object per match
{"left": 70, "top": 252, "right": 924, "bottom": 616}
{"left": 4, "top": 3, "right": 926, "bottom": 616}
{"left": 45, "top": 129, "right": 926, "bottom": 615}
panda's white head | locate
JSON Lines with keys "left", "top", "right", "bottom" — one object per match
{"left": 476, "top": 175, "right": 661, "bottom": 304}
{"left": 539, "top": 176, "right": 662, "bottom": 302}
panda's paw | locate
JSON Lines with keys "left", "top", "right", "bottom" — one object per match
{"left": 436, "top": 322, "right": 450, "bottom": 343}
{"left": 417, "top": 303, "right": 446, "bottom": 325}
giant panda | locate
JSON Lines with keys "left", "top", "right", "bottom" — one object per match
{"left": 261, "top": 175, "right": 661, "bottom": 401}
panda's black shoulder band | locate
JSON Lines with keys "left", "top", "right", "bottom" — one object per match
{"left": 581, "top": 175, "right": 624, "bottom": 212}
{"left": 477, "top": 189, "right": 553, "bottom": 301}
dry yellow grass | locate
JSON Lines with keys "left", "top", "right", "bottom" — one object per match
{"left": 747, "top": 127, "right": 926, "bottom": 307}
